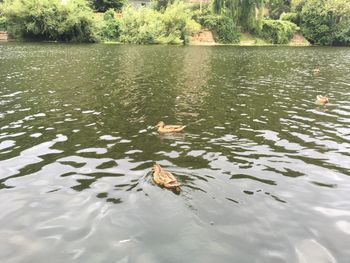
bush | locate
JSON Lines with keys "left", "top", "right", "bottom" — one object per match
{"left": 260, "top": 18, "right": 298, "bottom": 44}
{"left": 199, "top": 14, "right": 240, "bottom": 44}
{"left": 0, "top": 17, "right": 7, "bottom": 31}
{"left": 120, "top": 7, "right": 167, "bottom": 44}
{"left": 120, "top": 2, "right": 200, "bottom": 44}
{"left": 1, "top": 0, "right": 98, "bottom": 42}
{"left": 97, "top": 9, "right": 120, "bottom": 41}
{"left": 300, "top": 0, "right": 350, "bottom": 46}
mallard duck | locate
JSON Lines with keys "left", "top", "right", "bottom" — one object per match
{"left": 152, "top": 163, "right": 180, "bottom": 192}
{"left": 315, "top": 95, "right": 329, "bottom": 105}
{"left": 155, "top": 121, "right": 186, "bottom": 133}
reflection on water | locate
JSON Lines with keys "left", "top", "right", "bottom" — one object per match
{"left": 1, "top": 43, "right": 350, "bottom": 263}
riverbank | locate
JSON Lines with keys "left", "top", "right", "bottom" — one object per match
{"left": 189, "top": 31, "right": 310, "bottom": 46}
{"left": 0, "top": 29, "right": 310, "bottom": 46}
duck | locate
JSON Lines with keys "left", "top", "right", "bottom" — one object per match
{"left": 315, "top": 95, "right": 329, "bottom": 105}
{"left": 313, "top": 68, "right": 320, "bottom": 74}
{"left": 152, "top": 163, "right": 180, "bottom": 192}
{"left": 155, "top": 121, "right": 186, "bottom": 134}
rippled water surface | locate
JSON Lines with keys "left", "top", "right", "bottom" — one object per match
{"left": 1, "top": 43, "right": 350, "bottom": 263}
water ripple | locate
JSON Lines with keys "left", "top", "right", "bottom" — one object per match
{"left": 0, "top": 44, "right": 350, "bottom": 262}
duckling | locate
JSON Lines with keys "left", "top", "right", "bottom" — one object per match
{"left": 313, "top": 68, "right": 320, "bottom": 74}
{"left": 315, "top": 95, "right": 329, "bottom": 105}
{"left": 155, "top": 121, "right": 186, "bottom": 134}
{"left": 152, "top": 163, "right": 180, "bottom": 192}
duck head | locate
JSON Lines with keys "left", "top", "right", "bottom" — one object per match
{"left": 152, "top": 163, "right": 161, "bottom": 172}
{"left": 155, "top": 121, "right": 165, "bottom": 128}
{"left": 316, "top": 95, "right": 329, "bottom": 105}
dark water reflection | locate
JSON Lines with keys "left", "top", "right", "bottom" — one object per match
{"left": 1, "top": 43, "right": 350, "bottom": 262}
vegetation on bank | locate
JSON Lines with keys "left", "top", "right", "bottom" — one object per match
{"left": 0, "top": 0, "right": 349, "bottom": 46}
{"left": 295, "top": 0, "right": 350, "bottom": 46}
{"left": 0, "top": 16, "right": 7, "bottom": 31}
{"left": 119, "top": 2, "right": 200, "bottom": 44}
{"left": 0, "top": 0, "right": 98, "bottom": 42}
{"left": 260, "top": 18, "right": 298, "bottom": 44}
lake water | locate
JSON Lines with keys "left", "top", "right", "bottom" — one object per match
{"left": 1, "top": 43, "right": 350, "bottom": 263}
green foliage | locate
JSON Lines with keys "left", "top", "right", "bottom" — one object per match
{"left": 211, "top": 0, "right": 264, "bottom": 32}
{"left": 120, "top": 7, "right": 170, "bottom": 44}
{"left": 268, "top": 0, "right": 291, "bottom": 19}
{"left": 198, "top": 14, "right": 240, "bottom": 44}
{"left": 97, "top": 9, "right": 120, "bottom": 41}
{"left": 120, "top": 2, "right": 200, "bottom": 44}
{"left": 0, "top": 16, "right": 7, "bottom": 31}
{"left": 260, "top": 18, "right": 298, "bottom": 44}
{"left": 1, "top": 0, "right": 98, "bottom": 42}
{"left": 90, "top": 0, "right": 125, "bottom": 12}
{"left": 151, "top": 0, "right": 174, "bottom": 11}
{"left": 191, "top": 5, "right": 211, "bottom": 23}
{"left": 280, "top": 12, "right": 299, "bottom": 24}
{"left": 188, "top": 2, "right": 210, "bottom": 12}
{"left": 300, "top": 0, "right": 333, "bottom": 45}
{"left": 299, "top": 0, "right": 350, "bottom": 46}
{"left": 291, "top": 0, "right": 306, "bottom": 12}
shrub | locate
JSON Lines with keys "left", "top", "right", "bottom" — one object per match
{"left": 97, "top": 8, "right": 120, "bottom": 41}
{"left": 260, "top": 18, "right": 298, "bottom": 44}
{"left": 199, "top": 14, "right": 240, "bottom": 44}
{"left": 120, "top": 2, "right": 200, "bottom": 44}
{"left": 162, "top": 1, "right": 200, "bottom": 42}
{"left": 119, "top": 7, "right": 166, "bottom": 44}
{"left": 1, "top": 0, "right": 98, "bottom": 42}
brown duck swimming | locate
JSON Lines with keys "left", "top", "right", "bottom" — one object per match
{"left": 155, "top": 121, "right": 186, "bottom": 134}
{"left": 315, "top": 95, "right": 329, "bottom": 105}
{"left": 152, "top": 163, "right": 180, "bottom": 192}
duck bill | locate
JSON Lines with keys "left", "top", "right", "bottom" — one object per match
{"left": 173, "top": 186, "right": 181, "bottom": 194}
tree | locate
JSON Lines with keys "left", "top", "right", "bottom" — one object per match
{"left": 151, "top": 0, "right": 175, "bottom": 11}
{"left": 90, "top": 0, "right": 125, "bottom": 12}
{"left": 300, "top": 0, "right": 350, "bottom": 45}
{"left": 267, "top": 0, "right": 291, "bottom": 19}
{"left": 211, "top": 0, "right": 265, "bottom": 32}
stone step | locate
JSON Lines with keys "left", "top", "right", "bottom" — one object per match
{"left": 190, "top": 29, "right": 215, "bottom": 44}
{"left": 0, "top": 31, "right": 8, "bottom": 41}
